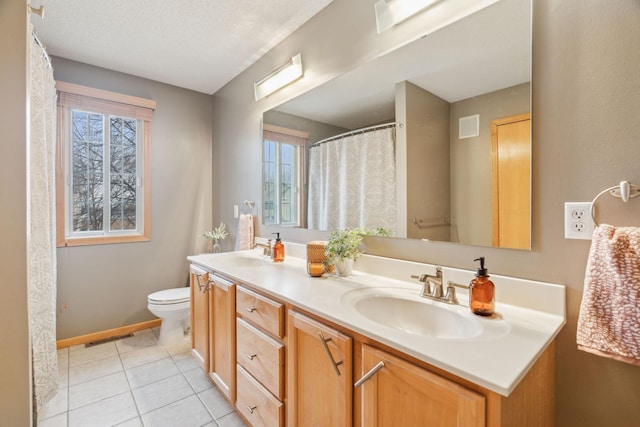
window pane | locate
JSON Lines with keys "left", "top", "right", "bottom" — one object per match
{"left": 280, "top": 144, "right": 296, "bottom": 225}
{"left": 263, "top": 140, "right": 277, "bottom": 224}
{"left": 71, "top": 110, "right": 104, "bottom": 232}
{"left": 109, "top": 116, "right": 137, "bottom": 232}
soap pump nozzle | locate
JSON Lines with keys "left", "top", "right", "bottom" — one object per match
{"left": 272, "top": 232, "right": 281, "bottom": 242}
{"left": 474, "top": 257, "right": 487, "bottom": 277}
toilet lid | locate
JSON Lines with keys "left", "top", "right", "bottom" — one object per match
{"left": 148, "top": 287, "right": 190, "bottom": 305}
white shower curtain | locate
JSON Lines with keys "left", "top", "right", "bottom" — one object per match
{"left": 308, "top": 127, "right": 397, "bottom": 233}
{"left": 28, "top": 23, "right": 58, "bottom": 413}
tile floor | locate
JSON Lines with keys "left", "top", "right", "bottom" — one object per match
{"left": 38, "top": 327, "right": 247, "bottom": 427}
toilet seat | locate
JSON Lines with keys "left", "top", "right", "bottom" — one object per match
{"left": 148, "top": 287, "right": 190, "bottom": 305}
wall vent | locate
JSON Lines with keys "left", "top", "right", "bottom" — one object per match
{"left": 459, "top": 114, "right": 480, "bottom": 139}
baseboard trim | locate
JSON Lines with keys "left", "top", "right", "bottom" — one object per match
{"left": 56, "top": 319, "right": 162, "bottom": 349}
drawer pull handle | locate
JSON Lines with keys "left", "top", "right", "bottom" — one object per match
{"left": 318, "top": 332, "right": 343, "bottom": 376}
{"left": 246, "top": 307, "right": 256, "bottom": 313}
{"left": 246, "top": 353, "right": 257, "bottom": 360}
{"left": 247, "top": 405, "right": 257, "bottom": 414}
{"left": 354, "top": 361, "right": 385, "bottom": 388}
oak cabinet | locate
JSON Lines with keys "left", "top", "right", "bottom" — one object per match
{"left": 236, "top": 286, "right": 285, "bottom": 427}
{"left": 191, "top": 262, "right": 555, "bottom": 427}
{"left": 357, "top": 344, "right": 485, "bottom": 427}
{"left": 190, "top": 265, "right": 210, "bottom": 372}
{"left": 208, "top": 274, "right": 236, "bottom": 402}
{"left": 287, "top": 310, "right": 353, "bottom": 427}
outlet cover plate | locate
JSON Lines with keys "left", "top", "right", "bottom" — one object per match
{"left": 564, "top": 202, "right": 595, "bottom": 240}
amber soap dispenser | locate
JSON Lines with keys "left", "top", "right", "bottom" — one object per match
{"left": 272, "top": 232, "right": 285, "bottom": 262}
{"left": 469, "top": 257, "right": 495, "bottom": 316}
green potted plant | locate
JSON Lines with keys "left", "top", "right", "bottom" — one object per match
{"left": 203, "top": 222, "right": 228, "bottom": 253}
{"left": 325, "top": 227, "right": 367, "bottom": 276}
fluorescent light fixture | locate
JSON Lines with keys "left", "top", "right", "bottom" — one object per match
{"left": 375, "top": 0, "right": 439, "bottom": 33}
{"left": 254, "top": 53, "right": 303, "bottom": 101}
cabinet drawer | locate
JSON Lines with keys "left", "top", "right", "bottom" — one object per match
{"left": 237, "top": 318, "right": 284, "bottom": 399}
{"left": 237, "top": 286, "right": 285, "bottom": 338}
{"left": 236, "top": 365, "right": 284, "bottom": 427}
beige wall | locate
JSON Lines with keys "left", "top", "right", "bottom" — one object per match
{"left": 398, "top": 81, "right": 451, "bottom": 241}
{"left": 395, "top": 81, "right": 450, "bottom": 241}
{"left": 212, "top": 0, "right": 640, "bottom": 425}
{"left": 451, "top": 82, "right": 530, "bottom": 246}
{"left": 0, "top": 0, "right": 32, "bottom": 424}
{"left": 52, "top": 58, "right": 214, "bottom": 339}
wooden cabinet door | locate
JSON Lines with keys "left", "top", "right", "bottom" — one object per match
{"left": 287, "top": 310, "right": 352, "bottom": 427}
{"left": 190, "top": 265, "right": 210, "bottom": 372}
{"left": 358, "top": 344, "right": 485, "bottom": 427}
{"left": 208, "top": 274, "right": 236, "bottom": 402}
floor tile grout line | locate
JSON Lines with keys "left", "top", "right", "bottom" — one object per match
{"left": 116, "top": 329, "right": 151, "bottom": 423}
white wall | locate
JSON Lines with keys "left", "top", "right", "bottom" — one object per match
{"left": 211, "top": 0, "right": 640, "bottom": 425}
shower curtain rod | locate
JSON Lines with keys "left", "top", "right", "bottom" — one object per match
{"left": 32, "top": 32, "right": 53, "bottom": 69}
{"left": 29, "top": 3, "right": 52, "bottom": 69}
{"left": 310, "top": 121, "right": 400, "bottom": 148}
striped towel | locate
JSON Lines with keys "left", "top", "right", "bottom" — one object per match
{"left": 577, "top": 224, "right": 640, "bottom": 365}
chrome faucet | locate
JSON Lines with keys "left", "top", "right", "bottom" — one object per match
{"left": 411, "top": 266, "right": 443, "bottom": 299}
{"left": 254, "top": 239, "right": 272, "bottom": 258}
{"left": 411, "top": 268, "right": 469, "bottom": 305}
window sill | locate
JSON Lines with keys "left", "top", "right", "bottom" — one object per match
{"left": 57, "top": 234, "right": 150, "bottom": 248}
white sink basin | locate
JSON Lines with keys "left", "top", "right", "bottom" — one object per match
{"left": 341, "top": 287, "right": 486, "bottom": 339}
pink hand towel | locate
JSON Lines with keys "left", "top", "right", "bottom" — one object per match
{"left": 235, "top": 213, "right": 254, "bottom": 251}
{"left": 577, "top": 224, "right": 640, "bottom": 365}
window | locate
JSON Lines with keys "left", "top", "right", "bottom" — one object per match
{"left": 262, "top": 124, "right": 308, "bottom": 227}
{"left": 56, "top": 82, "right": 155, "bottom": 246}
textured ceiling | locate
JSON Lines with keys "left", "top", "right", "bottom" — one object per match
{"left": 32, "top": 0, "right": 333, "bottom": 94}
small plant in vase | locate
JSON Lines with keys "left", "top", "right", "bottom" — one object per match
{"left": 325, "top": 227, "right": 367, "bottom": 277}
{"left": 203, "top": 222, "right": 228, "bottom": 253}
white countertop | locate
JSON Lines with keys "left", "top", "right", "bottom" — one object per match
{"left": 188, "top": 247, "right": 565, "bottom": 396}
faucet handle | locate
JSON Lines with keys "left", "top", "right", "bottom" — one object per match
{"left": 445, "top": 281, "right": 469, "bottom": 305}
{"left": 411, "top": 274, "right": 432, "bottom": 297}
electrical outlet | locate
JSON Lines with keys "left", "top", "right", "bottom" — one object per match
{"left": 564, "top": 202, "right": 595, "bottom": 239}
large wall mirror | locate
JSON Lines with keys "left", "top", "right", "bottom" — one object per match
{"left": 262, "top": 0, "right": 532, "bottom": 250}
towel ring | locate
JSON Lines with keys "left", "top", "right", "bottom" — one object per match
{"left": 590, "top": 181, "right": 640, "bottom": 227}
{"left": 241, "top": 200, "right": 256, "bottom": 215}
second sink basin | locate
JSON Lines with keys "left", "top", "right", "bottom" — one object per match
{"left": 341, "top": 287, "right": 483, "bottom": 339}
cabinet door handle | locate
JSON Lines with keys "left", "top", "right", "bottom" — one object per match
{"left": 318, "top": 332, "right": 343, "bottom": 376}
{"left": 354, "top": 361, "right": 385, "bottom": 388}
{"left": 245, "top": 307, "right": 256, "bottom": 313}
{"left": 245, "top": 353, "right": 257, "bottom": 360}
{"left": 196, "top": 274, "right": 209, "bottom": 292}
{"left": 247, "top": 405, "right": 257, "bottom": 414}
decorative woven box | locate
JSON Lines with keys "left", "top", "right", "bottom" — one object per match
{"left": 306, "top": 241, "right": 327, "bottom": 264}
{"left": 306, "top": 241, "right": 330, "bottom": 276}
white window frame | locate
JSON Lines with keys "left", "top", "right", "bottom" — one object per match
{"left": 56, "top": 81, "right": 155, "bottom": 247}
{"left": 262, "top": 124, "right": 308, "bottom": 227}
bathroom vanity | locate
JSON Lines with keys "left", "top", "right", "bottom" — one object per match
{"left": 188, "top": 245, "right": 565, "bottom": 426}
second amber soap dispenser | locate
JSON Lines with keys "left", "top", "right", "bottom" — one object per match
{"left": 272, "top": 232, "right": 285, "bottom": 262}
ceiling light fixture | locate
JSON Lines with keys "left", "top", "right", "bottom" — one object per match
{"left": 374, "top": 0, "right": 439, "bottom": 33}
{"left": 254, "top": 53, "right": 303, "bottom": 101}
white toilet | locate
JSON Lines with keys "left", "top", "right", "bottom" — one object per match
{"left": 147, "top": 287, "right": 191, "bottom": 346}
